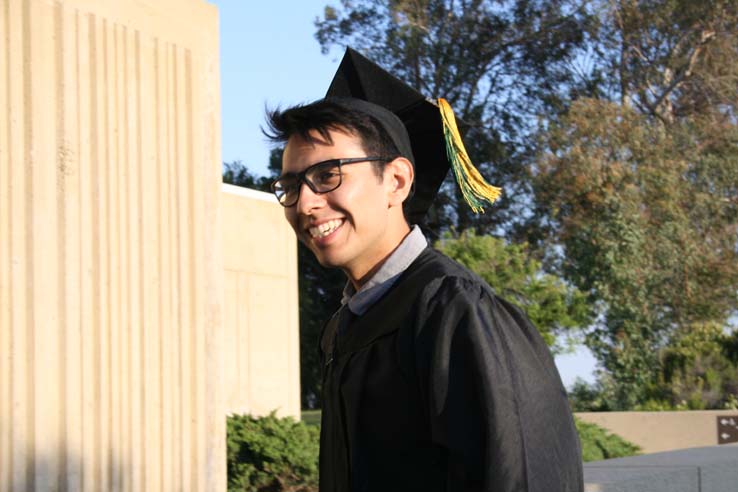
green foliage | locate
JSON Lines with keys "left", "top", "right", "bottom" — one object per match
{"left": 587, "top": 0, "right": 738, "bottom": 123}
{"left": 575, "top": 418, "right": 641, "bottom": 462}
{"left": 223, "top": 161, "right": 271, "bottom": 192}
{"left": 657, "top": 323, "right": 738, "bottom": 410}
{"left": 532, "top": 0, "right": 738, "bottom": 408}
{"left": 723, "top": 394, "right": 738, "bottom": 410}
{"left": 723, "top": 330, "right": 738, "bottom": 365}
{"left": 568, "top": 378, "right": 612, "bottom": 412}
{"left": 222, "top": 149, "right": 284, "bottom": 193}
{"left": 537, "top": 97, "right": 738, "bottom": 408}
{"left": 435, "top": 231, "right": 590, "bottom": 352}
{"left": 569, "top": 325, "right": 738, "bottom": 411}
{"left": 227, "top": 413, "right": 319, "bottom": 492}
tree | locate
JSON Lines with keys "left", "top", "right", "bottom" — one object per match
{"left": 223, "top": 160, "right": 270, "bottom": 191}
{"left": 657, "top": 322, "right": 738, "bottom": 410}
{"left": 222, "top": 148, "right": 283, "bottom": 192}
{"left": 436, "top": 230, "right": 591, "bottom": 352}
{"left": 535, "top": 97, "right": 738, "bottom": 407}
{"left": 585, "top": 0, "right": 738, "bottom": 122}
{"left": 532, "top": 0, "right": 738, "bottom": 407}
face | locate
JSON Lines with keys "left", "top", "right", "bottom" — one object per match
{"left": 281, "top": 128, "right": 406, "bottom": 283}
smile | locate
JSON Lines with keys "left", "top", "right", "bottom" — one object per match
{"left": 309, "top": 219, "right": 343, "bottom": 239}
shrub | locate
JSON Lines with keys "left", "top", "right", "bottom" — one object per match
{"left": 575, "top": 418, "right": 641, "bottom": 462}
{"left": 227, "top": 412, "right": 319, "bottom": 492}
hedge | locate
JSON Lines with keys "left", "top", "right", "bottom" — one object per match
{"left": 575, "top": 417, "right": 641, "bottom": 462}
{"left": 227, "top": 412, "right": 319, "bottom": 492}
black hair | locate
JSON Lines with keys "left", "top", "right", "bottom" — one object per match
{"left": 264, "top": 99, "right": 401, "bottom": 180}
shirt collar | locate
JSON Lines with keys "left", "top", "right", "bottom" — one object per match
{"left": 341, "top": 225, "right": 428, "bottom": 315}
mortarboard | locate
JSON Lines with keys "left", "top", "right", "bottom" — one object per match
{"left": 326, "top": 47, "right": 501, "bottom": 224}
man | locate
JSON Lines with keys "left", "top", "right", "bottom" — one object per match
{"left": 266, "top": 48, "right": 583, "bottom": 492}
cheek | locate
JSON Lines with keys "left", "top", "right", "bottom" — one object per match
{"left": 333, "top": 178, "right": 379, "bottom": 207}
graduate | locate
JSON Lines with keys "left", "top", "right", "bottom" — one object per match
{"left": 266, "top": 47, "right": 583, "bottom": 492}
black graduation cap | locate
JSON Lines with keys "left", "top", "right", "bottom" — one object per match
{"left": 326, "top": 47, "right": 501, "bottom": 224}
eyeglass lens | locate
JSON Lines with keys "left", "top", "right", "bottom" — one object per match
{"left": 273, "top": 160, "right": 343, "bottom": 206}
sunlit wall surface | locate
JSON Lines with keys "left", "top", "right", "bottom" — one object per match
{"left": 221, "top": 184, "right": 300, "bottom": 420}
{"left": 0, "top": 0, "right": 224, "bottom": 490}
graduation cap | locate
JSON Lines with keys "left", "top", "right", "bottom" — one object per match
{"left": 326, "top": 47, "right": 501, "bottom": 224}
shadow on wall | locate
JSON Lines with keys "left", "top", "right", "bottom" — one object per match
{"left": 0, "top": 450, "right": 129, "bottom": 492}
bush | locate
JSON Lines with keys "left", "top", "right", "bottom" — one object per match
{"left": 575, "top": 418, "right": 640, "bottom": 462}
{"left": 227, "top": 412, "right": 319, "bottom": 492}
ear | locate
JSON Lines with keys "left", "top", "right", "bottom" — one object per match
{"left": 384, "top": 157, "right": 414, "bottom": 207}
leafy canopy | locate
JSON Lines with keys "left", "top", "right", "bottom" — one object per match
{"left": 436, "top": 231, "right": 591, "bottom": 352}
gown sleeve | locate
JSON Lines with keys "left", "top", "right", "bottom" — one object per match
{"left": 413, "top": 276, "right": 583, "bottom": 492}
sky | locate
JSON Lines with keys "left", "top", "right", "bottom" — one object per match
{"left": 210, "top": 0, "right": 598, "bottom": 388}
{"left": 212, "top": 0, "right": 341, "bottom": 176}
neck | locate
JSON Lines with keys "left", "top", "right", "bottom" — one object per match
{"left": 346, "top": 222, "right": 412, "bottom": 290}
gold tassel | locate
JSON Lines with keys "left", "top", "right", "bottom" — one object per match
{"left": 438, "top": 98, "right": 502, "bottom": 213}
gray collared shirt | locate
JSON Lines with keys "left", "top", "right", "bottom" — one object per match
{"left": 341, "top": 225, "right": 428, "bottom": 316}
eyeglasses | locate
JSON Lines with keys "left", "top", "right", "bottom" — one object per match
{"left": 271, "top": 156, "right": 392, "bottom": 207}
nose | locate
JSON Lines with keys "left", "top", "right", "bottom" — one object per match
{"left": 295, "top": 180, "right": 326, "bottom": 215}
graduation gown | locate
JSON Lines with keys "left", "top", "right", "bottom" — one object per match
{"left": 319, "top": 247, "right": 583, "bottom": 492}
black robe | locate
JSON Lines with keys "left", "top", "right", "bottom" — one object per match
{"left": 319, "top": 247, "right": 583, "bottom": 492}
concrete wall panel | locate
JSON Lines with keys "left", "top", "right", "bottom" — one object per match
{"left": 577, "top": 410, "right": 738, "bottom": 454}
{"left": 0, "top": 0, "right": 223, "bottom": 490}
{"left": 221, "top": 184, "right": 300, "bottom": 419}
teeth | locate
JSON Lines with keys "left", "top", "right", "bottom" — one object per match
{"left": 309, "top": 219, "right": 342, "bottom": 238}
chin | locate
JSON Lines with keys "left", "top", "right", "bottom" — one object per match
{"left": 307, "top": 246, "right": 333, "bottom": 265}
{"left": 311, "top": 248, "right": 352, "bottom": 271}
{"left": 314, "top": 255, "right": 344, "bottom": 270}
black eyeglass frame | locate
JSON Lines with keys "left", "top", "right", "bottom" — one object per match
{"left": 270, "top": 156, "right": 395, "bottom": 207}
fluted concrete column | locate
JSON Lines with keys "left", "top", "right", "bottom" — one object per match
{"left": 0, "top": 0, "right": 224, "bottom": 490}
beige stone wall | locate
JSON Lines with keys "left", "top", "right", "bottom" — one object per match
{"left": 221, "top": 184, "right": 300, "bottom": 419}
{"left": 0, "top": 0, "right": 224, "bottom": 490}
{"left": 577, "top": 410, "right": 738, "bottom": 454}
